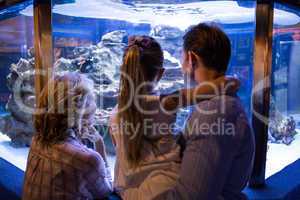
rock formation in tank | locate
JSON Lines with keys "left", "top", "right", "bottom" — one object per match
{"left": 0, "top": 29, "right": 184, "bottom": 148}
{"left": 268, "top": 100, "right": 298, "bottom": 145}
{"left": 1, "top": 28, "right": 297, "bottom": 148}
{"left": 0, "top": 56, "right": 36, "bottom": 147}
{"left": 150, "top": 25, "right": 183, "bottom": 59}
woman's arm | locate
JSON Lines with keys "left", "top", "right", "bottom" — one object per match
{"left": 159, "top": 76, "right": 240, "bottom": 111}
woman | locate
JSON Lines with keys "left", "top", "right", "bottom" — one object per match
{"left": 23, "top": 72, "right": 112, "bottom": 200}
{"left": 110, "top": 35, "right": 239, "bottom": 200}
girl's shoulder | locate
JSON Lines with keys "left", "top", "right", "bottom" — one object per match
{"left": 54, "top": 138, "right": 101, "bottom": 165}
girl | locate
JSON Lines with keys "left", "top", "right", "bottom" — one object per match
{"left": 23, "top": 72, "right": 112, "bottom": 200}
{"left": 110, "top": 35, "right": 239, "bottom": 200}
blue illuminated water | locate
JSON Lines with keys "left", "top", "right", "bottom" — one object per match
{"left": 0, "top": 0, "right": 300, "bottom": 179}
{"left": 1, "top": 0, "right": 300, "bottom": 119}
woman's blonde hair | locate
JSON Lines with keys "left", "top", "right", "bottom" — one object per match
{"left": 35, "top": 72, "right": 98, "bottom": 146}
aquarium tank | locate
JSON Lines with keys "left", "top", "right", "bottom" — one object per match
{"left": 266, "top": 2, "right": 300, "bottom": 178}
{"left": 0, "top": 0, "right": 299, "bottom": 179}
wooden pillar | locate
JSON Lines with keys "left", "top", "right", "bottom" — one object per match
{"left": 33, "top": 0, "right": 53, "bottom": 106}
{"left": 249, "top": 0, "right": 274, "bottom": 187}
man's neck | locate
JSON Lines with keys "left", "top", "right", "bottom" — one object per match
{"left": 195, "top": 71, "right": 224, "bottom": 84}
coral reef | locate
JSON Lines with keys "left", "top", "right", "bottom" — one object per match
{"left": 269, "top": 100, "right": 298, "bottom": 145}
{"left": 0, "top": 57, "right": 35, "bottom": 147}
{"left": 150, "top": 25, "right": 183, "bottom": 59}
{"left": 2, "top": 27, "right": 297, "bottom": 148}
{"left": 0, "top": 29, "right": 183, "bottom": 147}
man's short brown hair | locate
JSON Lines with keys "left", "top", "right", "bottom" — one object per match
{"left": 183, "top": 23, "right": 231, "bottom": 73}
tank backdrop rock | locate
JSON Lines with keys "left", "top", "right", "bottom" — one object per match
{"left": 150, "top": 25, "right": 184, "bottom": 59}
{"left": 0, "top": 30, "right": 184, "bottom": 147}
{"left": 2, "top": 29, "right": 297, "bottom": 147}
{"left": 268, "top": 100, "right": 298, "bottom": 145}
{"left": 0, "top": 57, "right": 35, "bottom": 147}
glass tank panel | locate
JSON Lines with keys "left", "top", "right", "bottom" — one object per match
{"left": 0, "top": 0, "right": 34, "bottom": 170}
{"left": 0, "top": 0, "right": 299, "bottom": 183}
{"left": 50, "top": 0, "right": 257, "bottom": 159}
{"left": 266, "top": 2, "right": 300, "bottom": 178}
{"left": 1, "top": 0, "right": 258, "bottom": 172}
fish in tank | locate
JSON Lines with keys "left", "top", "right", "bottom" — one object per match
{"left": 0, "top": 0, "right": 299, "bottom": 178}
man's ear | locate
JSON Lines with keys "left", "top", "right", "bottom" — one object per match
{"left": 188, "top": 51, "right": 193, "bottom": 66}
{"left": 156, "top": 68, "right": 165, "bottom": 82}
{"left": 187, "top": 51, "right": 194, "bottom": 73}
{"left": 190, "top": 51, "right": 200, "bottom": 70}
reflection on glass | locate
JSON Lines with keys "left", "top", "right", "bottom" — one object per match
{"left": 266, "top": 2, "right": 300, "bottom": 178}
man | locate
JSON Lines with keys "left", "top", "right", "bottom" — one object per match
{"left": 155, "top": 23, "right": 255, "bottom": 200}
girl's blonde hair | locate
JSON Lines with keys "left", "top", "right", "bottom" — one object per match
{"left": 35, "top": 72, "right": 98, "bottom": 146}
{"left": 118, "top": 36, "right": 163, "bottom": 167}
